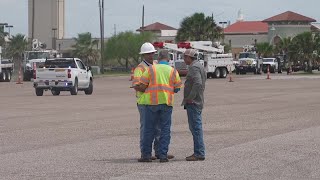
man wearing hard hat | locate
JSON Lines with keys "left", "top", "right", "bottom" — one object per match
{"left": 132, "top": 43, "right": 175, "bottom": 162}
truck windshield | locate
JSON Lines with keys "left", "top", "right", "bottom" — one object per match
{"left": 27, "top": 52, "right": 50, "bottom": 60}
{"left": 44, "top": 60, "right": 76, "bottom": 68}
{"left": 263, "top": 59, "right": 274, "bottom": 62}
{"left": 239, "top": 53, "right": 256, "bottom": 59}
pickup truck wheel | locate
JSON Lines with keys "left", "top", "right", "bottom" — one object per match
{"left": 214, "top": 68, "right": 220, "bottom": 78}
{"left": 35, "top": 88, "right": 44, "bottom": 96}
{"left": 5, "top": 71, "right": 11, "bottom": 82}
{"left": 84, "top": 80, "right": 93, "bottom": 95}
{"left": 220, "top": 68, "right": 227, "bottom": 78}
{"left": 70, "top": 79, "right": 78, "bottom": 95}
{"left": 1, "top": 71, "right": 6, "bottom": 82}
{"left": 51, "top": 89, "right": 60, "bottom": 96}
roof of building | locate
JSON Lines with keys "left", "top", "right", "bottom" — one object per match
{"left": 263, "top": 11, "right": 316, "bottom": 22}
{"left": 311, "top": 23, "right": 320, "bottom": 32}
{"left": 224, "top": 21, "right": 268, "bottom": 34}
{"left": 136, "top": 22, "right": 177, "bottom": 31}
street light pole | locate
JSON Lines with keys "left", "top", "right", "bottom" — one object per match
{"left": 219, "top": 21, "right": 227, "bottom": 44}
{"left": 5, "top": 25, "right": 13, "bottom": 37}
{"left": 99, "top": 0, "right": 105, "bottom": 74}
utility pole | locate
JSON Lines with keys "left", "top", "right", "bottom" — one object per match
{"left": 31, "top": 0, "right": 35, "bottom": 49}
{"left": 141, "top": 5, "right": 145, "bottom": 34}
{"left": 99, "top": 0, "right": 105, "bottom": 74}
{"left": 114, "top": 24, "right": 116, "bottom": 36}
{"left": 212, "top": 13, "right": 214, "bottom": 44}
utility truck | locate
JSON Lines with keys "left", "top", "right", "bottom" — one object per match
{"left": 178, "top": 41, "right": 234, "bottom": 78}
{"left": 33, "top": 58, "right": 93, "bottom": 96}
{"left": 235, "top": 45, "right": 262, "bottom": 74}
{"left": 23, "top": 39, "right": 61, "bottom": 81}
{"left": 0, "top": 46, "right": 14, "bottom": 82}
{"left": 153, "top": 41, "right": 234, "bottom": 78}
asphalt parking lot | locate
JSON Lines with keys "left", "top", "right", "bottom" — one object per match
{"left": 1, "top": 73, "right": 320, "bottom": 180}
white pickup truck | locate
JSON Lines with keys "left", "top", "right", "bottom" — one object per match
{"left": 33, "top": 58, "right": 93, "bottom": 96}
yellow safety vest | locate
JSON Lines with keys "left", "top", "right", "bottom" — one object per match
{"left": 132, "top": 60, "right": 158, "bottom": 99}
{"left": 138, "top": 64, "right": 182, "bottom": 106}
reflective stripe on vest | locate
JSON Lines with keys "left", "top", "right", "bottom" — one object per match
{"left": 145, "top": 65, "right": 176, "bottom": 106}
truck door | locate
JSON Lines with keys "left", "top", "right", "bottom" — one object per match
{"left": 76, "top": 60, "right": 88, "bottom": 87}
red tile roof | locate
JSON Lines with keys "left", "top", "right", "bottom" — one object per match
{"left": 263, "top": 11, "right": 316, "bottom": 22}
{"left": 224, "top": 21, "right": 268, "bottom": 34}
{"left": 137, "top": 22, "right": 177, "bottom": 31}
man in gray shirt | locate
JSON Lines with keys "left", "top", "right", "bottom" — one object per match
{"left": 181, "top": 49, "right": 206, "bottom": 161}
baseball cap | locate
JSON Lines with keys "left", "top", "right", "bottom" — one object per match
{"left": 184, "top": 49, "right": 198, "bottom": 58}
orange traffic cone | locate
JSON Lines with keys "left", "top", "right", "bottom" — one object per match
{"left": 129, "top": 67, "right": 135, "bottom": 81}
{"left": 16, "top": 62, "right": 23, "bottom": 84}
{"left": 266, "top": 65, "right": 271, "bottom": 80}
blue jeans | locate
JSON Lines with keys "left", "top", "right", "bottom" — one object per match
{"left": 141, "top": 104, "right": 173, "bottom": 159}
{"left": 186, "top": 104, "right": 205, "bottom": 157}
{"left": 137, "top": 104, "right": 159, "bottom": 155}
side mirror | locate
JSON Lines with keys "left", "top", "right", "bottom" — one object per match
{"left": 87, "top": 66, "right": 92, "bottom": 71}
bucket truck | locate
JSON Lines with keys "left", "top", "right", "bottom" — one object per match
{"left": 0, "top": 46, "right": 14, "bottom": 82}
{"left": 23, "top": 39, "right": 61, "bottom": 81}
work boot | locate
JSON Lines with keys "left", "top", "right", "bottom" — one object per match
{"left": 151, "top": 156, "right": 157, "bottom": 160}
{"left": 156, "top": 154, "right": 175, "bottom": 159}
{"left": 159, "top": 158, "right": 169, "bottom": 163}
{"left": 185, "top": 154, "right": 205, "bottom": 161}
{"left": 138, "top": 157, "right": 152, "bottom": 162}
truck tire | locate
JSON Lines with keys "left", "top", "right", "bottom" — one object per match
{"left": 70, "top": 79, "right": 78, "bottom": 95}
{"left": 23, "top": 72, "right": 29, "bottom": 81}
{"left": 214, "top": 68, "right": 220, "bottom": 78}
{"left": 35, "top": 88, "right": 44, "bottom": 96}
{"left": 1, "top": 71, "right": 6, "bottom": 82}
{"left": 51, "top": 89, "right": 60, "bottom": 96}
{"left": 5, "top": 71, "right": 11, "bottom": 82}
{"left": 84, "top": 80, "right": 93, "bottom": 95}
{"left": 220, "top": 68, "right": 227, "bottom": 78}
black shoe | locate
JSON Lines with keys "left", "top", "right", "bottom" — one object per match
{"left": 138, "top": 157, "right": 152, "bottom": 162}
{"left": 159, "top": 158, "right": 169, "bottom": 163}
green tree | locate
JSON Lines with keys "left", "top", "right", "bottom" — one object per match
{"left": 289, "top": 32, "right": 320, "bottom": 72}
{"left": 176, "top": 12, "right": 222, "bottom": 42}
{"left": 104, "top": 31, "right": 154, "bottom": 70}
{"left": 256, "top": 42, "right": 273, "bottom": 58}
{"left": 5, "top": 34, "right": 28, "bottom": 76}
{"left": 72, "top": 32, "right": 99, "bottom": 66}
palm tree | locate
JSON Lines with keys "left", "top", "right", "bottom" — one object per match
{"left": 274, "top": 37, "right": 292, "bottom": 67}
{"left": 176, "top": 12, "right": 221, "bottom": 42}
{"left": 6, "top": 34, "right": 28, "bottom": 77}
{"left": 72, "top": 32, "right": 99, "bottom": 66}
{"left": 256, "top": 42, "right": 273, "bottom": 58}
{"left": 0, "top": 27, "right": 8, "bottom": 47}
{"left": 290, "top": 32, "right": 320, "bottom": 72}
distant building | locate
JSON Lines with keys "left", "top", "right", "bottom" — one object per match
{"left": 262, "top": 11, "right": 316, "bottom": 45}
{"left": 136, "top": 22, "right": 177, "bottom": 42}
{"left": 28, "top": 0, "right": 65, "bottom": 49}
{"left": 224, "top": 11, "right": 317, "bottom": 59}
{"left": 311, "top": 23, "right": 320, "bottom": 33}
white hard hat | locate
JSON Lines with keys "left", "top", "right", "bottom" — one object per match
{"left": 139, "top": 42, "right": 157, "bottom": 54}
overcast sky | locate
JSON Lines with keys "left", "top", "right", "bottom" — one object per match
{"left": 1, "top": 0, "right": 320, "bottom": 38}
